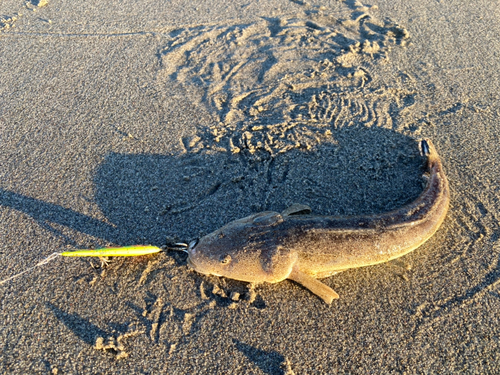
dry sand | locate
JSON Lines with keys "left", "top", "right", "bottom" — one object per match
{"left": 1, "top": 0, "right": 500, "bottom": 373}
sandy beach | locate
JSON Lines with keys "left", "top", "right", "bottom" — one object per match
{"left": 1, "top": 0, "right": 500, "bottom": 373}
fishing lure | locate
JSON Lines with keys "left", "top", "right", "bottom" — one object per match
{"left": 0, "top": 245, "right": 166, "bottom": 285}
{"left": 60, "top": 245, "right": 162, "bottom": 258}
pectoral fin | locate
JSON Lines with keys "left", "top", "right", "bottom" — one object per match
{"left": 288, "top": 266, "right": 339, "bottom": 304}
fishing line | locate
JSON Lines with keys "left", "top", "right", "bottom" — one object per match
{"left": 0, "top": 252, "right": 61, "bottom": 286}
{"left": 0, "top": 245, "right": 176, "bottom": 286}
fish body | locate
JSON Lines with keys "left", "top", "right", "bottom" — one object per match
{"left": 187, "top": 139, "right": 449, "bottom": 303}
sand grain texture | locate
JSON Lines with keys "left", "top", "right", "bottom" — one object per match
{"left": 1, "top": 0, "right": 500, "bottom": 373}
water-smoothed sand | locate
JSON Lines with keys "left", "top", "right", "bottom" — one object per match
{"left": 1, "top": 0, "right": 500, "bottom": 373}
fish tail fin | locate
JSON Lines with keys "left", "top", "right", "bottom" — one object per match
{"left": 420, "top": 139, "right": 441, "bottom": 167}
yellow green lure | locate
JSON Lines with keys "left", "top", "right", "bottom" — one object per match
{"left": 61, "top": 245, "right": 162, "bottom": 257}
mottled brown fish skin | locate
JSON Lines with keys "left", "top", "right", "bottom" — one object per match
{"left": 187, "top": 139, "right": 449, "bottom": 304}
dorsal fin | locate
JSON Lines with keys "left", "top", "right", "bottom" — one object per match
{"left": 281, "top": 203, "right": 312, "bottom": 216}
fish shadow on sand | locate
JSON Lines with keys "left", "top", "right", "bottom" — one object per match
{"left": 92, "top": 127, "right": 425, "bottom": 248}
{"left": 0, "top": 128, "right": 425, "bottom": 252}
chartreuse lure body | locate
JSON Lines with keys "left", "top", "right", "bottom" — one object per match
{"left": 61, "top": 245, "right": 162, "bottom": 257}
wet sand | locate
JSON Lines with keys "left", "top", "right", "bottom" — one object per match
{"left": 1, "top": 0, "right": 500, "bottom": 373}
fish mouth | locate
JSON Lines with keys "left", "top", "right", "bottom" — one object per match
{"left": 186, "top": 239, "right": 201, "bottom": 271}
{"left": 187, "top": 256, "right": 204, "bottom": 273}
{"left": 187, "top": 255, "right": 220, "bottom": 276}
{"left": 186, "top": 239, "right": 221, "bottom": 276}
{"left": 187, "top": 256, "right": 197, "bottom": 270}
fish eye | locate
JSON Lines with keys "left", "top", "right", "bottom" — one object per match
{"left": 220, "top": 254, "right": 231, "bottom": 265}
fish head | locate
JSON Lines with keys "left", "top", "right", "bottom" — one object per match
{"left": 186, "top": 211, "right": 296, "bottom": 283}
